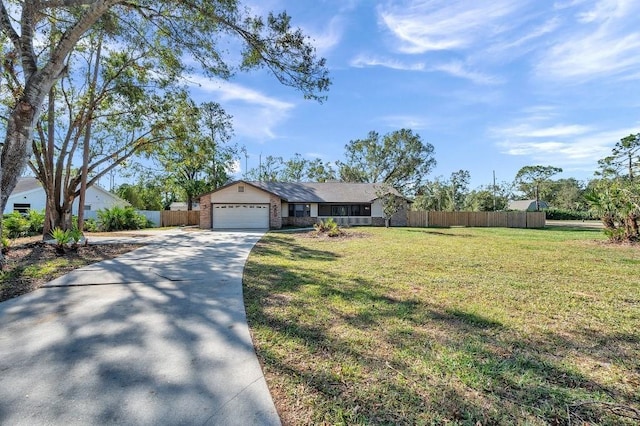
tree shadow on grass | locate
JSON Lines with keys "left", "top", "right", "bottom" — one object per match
{"left": 250, "top": 234, "right": 339, "bottom": 262}
{"left": 0, "top": 231, "right": 280, "bottom": 425}
{"left": 541, "top": 225, "right": 604, "bottom": 233}
{"left": 405, "top": 229, "right": 476, "bottom": 237}
{"left": 244, "top": 236, "right": 640, "bottom": 425}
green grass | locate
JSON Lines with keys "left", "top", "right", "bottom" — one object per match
{"left": 243, "top": 226, "right": 640, "bottom": 425}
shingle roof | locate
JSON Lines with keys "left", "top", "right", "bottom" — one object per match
{"left": 11, "top": 177, "right": 42, "bottom": 194}
{"left": 246, "top": 181, "right": 403, "bottom": 203}
{"left": 508, "top": 199, "right": 549, "bottom": 211}
{"left": 10, "top": 177, "right": 128, "bottom": 206}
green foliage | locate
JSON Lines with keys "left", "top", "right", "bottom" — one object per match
{"left": 585, "top": 180, "right": 640, "bottom": 242}
{"left": 588, "top": 136, "right": 640, "bottom": 242}
{"left": 152, "top": 97, "right": 237, "bottom": 207}
{"left": 245, "top": 155, "right": 284, "bottom": 182}
{"left": 26, "top": 209, "right": 45, "bottom": 234}
{"left": 313, "top": 218, "right": 342, "bottom": 237}
{"left": 9, "top": 1, "right": 330, "bottom": 235}
{"left": 69, "top": 228, "right": 83, "bottom": 246}
{"left": 463, "top": 186, "right": 511, "bottom": 211}
{"left": 543, "top": 208, "right": 598, "bottom": 220}
{"left": 97, "top": 206, "right": 151, "bottom": 232}
{"left": 545, "top": 178, "right": 588, "bottom": 210}
{"left": 514, "top": 165, "right": 563, "bottom": 210}
{"left": 83, "top": 218, "right": 99, "bottom": 233}
{"left": 51, "top": 228, "right": 72, "bottom": 247}
{"left": 338, "top": 129, "right": 436, "bottom": 194}
{"left": 597, "top": 133, "right": 640, "bottom": 179}
{"left": 376, "top": 184, "right": 405, "bottom": 226}
{"left": 245, "top": 154, "right": 338, "bottom": 183}
{"left": 2, "top": 212, "right": 31, "bottom": 238}
{"left": 2, "top": 236, "right": 11, "bottom": 254}
{"left": 449, "top": 170, "right": 470, "bottom": 211}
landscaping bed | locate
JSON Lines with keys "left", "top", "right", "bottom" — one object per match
{"left": 1, "top": 240, "right": 143, "bottom": 302}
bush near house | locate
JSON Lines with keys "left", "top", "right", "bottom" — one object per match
{"left": 2, "top": 212, "right": 31, "bottom": 239}
{"left": 97, "top": 206, "right": 152, "bottom": 232}
{"left": 2, "top": 210, "right": 46, "bottom": 239}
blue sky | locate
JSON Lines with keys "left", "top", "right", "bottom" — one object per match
{"left": 186, "top": 0, "right": 640, "bottom": 188}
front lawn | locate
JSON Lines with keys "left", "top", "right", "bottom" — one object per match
{"left": 243, "top": 227, "right": 640, "bottom": 425}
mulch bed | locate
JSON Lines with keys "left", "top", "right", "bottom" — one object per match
{"left": 0, "top": 241, "right": 144, "bottom": 303}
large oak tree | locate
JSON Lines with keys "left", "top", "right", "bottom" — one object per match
{"left": 337, "top": 129, "right": 436, "bottom": 194}
{"left": 0, "top": 0, "right": 330, "bottom": 249}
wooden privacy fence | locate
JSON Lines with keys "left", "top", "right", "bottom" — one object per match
{"left": 160, "top": 210, "right": 200, "bottom": 227}
{"left": 407, "top": 211, "right": 545, "bottom": 229}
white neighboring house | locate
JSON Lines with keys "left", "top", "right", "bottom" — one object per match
{"left": 4, "top": 176, "right": 129, "bottom": 215}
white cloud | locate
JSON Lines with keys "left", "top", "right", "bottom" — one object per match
{"left": 537, "top": 0, "right": 640, "bottom": 82}
{"left": 188, "top": 75, "right": 294, "bottom": 140}
{"left": 431, "top": 61, "right": 503, "bottom": 85}
{"left": 492, "top": 114, "right": 635, "bottom": 166}
{"left": 350, "top": 54, "right": 425, "bottom": 71}
{"left": 378, "top": 0, "right": 521, "bottom": 54}
{"left": 492, "top": 123, "right": 592, "bottom": 139}
{"left": 304, "top": 16, "right": 345, "bottom": 56}
{"left": 350, "top": 55, "right": 499, "bottom": 84}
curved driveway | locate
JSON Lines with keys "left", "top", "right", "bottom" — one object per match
{"left": 0, "top": 229, "right": 280, "bottom": 425}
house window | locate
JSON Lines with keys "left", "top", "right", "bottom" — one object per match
{"left": 288, "top": 203, "right": 311, "bottom": 217}
{"left": 238, "top": 185, "right": 245, "bottom": 193}
{"left": 13, "top": 203, "right": 30, "bottom": 214}
{"left": 318, "top": 204, "right": 371, "bottom": 216}
{"left": 84, "top": 205, "right": 92, "bottom": 211}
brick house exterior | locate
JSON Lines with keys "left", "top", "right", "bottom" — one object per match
{"left": 199, "top": 180, "right": 409, "bottom": 230}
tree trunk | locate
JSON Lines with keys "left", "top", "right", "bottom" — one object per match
{"left": 78, "top": 35, "right": 103, "bottom": 233}
{"left": 0, "top": 97, "right": 46, "bottom": 268}
{"left": 0, "top": 0, "right": 124, "bottom": 265}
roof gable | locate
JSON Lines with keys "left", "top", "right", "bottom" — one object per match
{"left": 9, "top": 177, "right": 128, "bottom": 205}
{"left": 11, "top": 177, "right": 43, "bottom": 196}
{"left": 508, "top": 199, "right": 549, "bottom": 211}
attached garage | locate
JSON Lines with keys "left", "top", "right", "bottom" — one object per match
{"left": 211, "top": 203, "right": 269, "bottom": 229}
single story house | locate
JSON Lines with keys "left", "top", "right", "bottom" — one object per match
{"left": 199, "top": 180, "right": 409, "bottom": 230}
{"left": 508, "top": 199, "right": 550, "bottom": 211}
{"left": 4, "top": 176, "right": 128, "bottom": 215}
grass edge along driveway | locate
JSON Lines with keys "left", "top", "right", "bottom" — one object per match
{"left": 243, "top": 226, "right": 640, "bottom": 425}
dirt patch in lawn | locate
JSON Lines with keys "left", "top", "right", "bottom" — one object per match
{"left": 301, "top": 229, "right": 370, "bottom": 241}
{"left": 1, "top": 241, "right": 144, "bottom": 303}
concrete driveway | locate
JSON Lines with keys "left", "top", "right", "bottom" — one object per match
{"left": 0, "top": 229, "right": 280, "bottom": 425}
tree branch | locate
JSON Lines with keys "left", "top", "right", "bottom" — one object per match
{"left": 0, "top": 2, "right": 20, "bottom": 51}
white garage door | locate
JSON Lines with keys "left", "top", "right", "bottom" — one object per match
{"left": 212, "top": 204, "right": 269, "bottom": 229}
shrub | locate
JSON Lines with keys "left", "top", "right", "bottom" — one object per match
{"left": 26, "top": 209, "right": 45, "bottom": 234}
{"left": 313, "top": 218, "right": 343, "bottom": 237}
{"left": 2, "top": 212, "right": 31, "bottom": 238}
{"left": 2, "top": 236, "right": 11, "bottom": 254}
{"left": 69, "top": 227, "right": 83, "bottom": 246}
{"left": 543, "top": 208, "right": 598, "bottom": 221}
{"left": 51, "top": 227, "right": 71, "bottom": 251}
{"left": 83, "top": 218, "right": 98, "bottom": 232}
{"left": 97, "top": 206, "right": 151, "bottom": 231}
